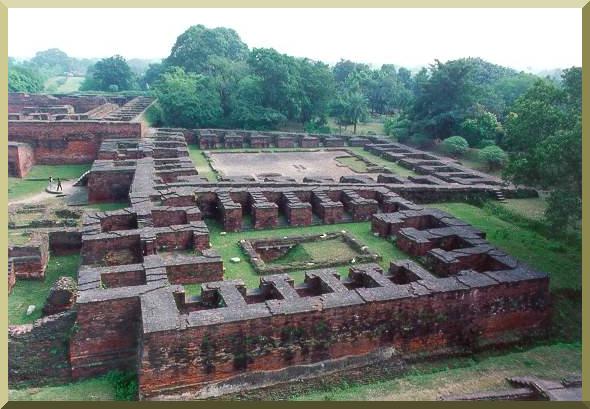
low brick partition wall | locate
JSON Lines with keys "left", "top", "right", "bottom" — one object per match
{"left": 8, "top": 233, "right": 49, "bottom": 280}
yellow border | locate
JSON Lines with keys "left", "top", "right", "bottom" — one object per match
{"left": 0, "top": 2, "right": 587, "bottom": 407}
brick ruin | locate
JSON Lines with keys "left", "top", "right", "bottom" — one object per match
{"left": 240, "top": 231, "right": 381, "bottom": 274}
{"left": 8, "top": 122, "right": 551, "bottom": 399}
{"left": 7, "top": 93, "right": 153, "bottom": 175}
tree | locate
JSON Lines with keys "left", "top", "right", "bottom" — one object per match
{"left": 8, "top": 66, "right": 44, "bottom": 92}
{"left": 478, "top": 145, "right": 507, "bottom": 170}
{"left": 247, "top": 48, "right": 303, "bottom": 121}
{"left": 459, "top": 105, "right": 503, "bottom": 147}
{"left": 166, "top": 25, "right": 248, "bottom": 74}
{"left": 409, "top": 58, "right": 537, "bottom": 141}
{"left": 30, "top": 48, "right": 72, "bottom": 76}
{"left": 333, "top": 90, "right": 369, "bottom": 134}
{"left": 82, "top": 55, "right": 136, "bottom": 91}
{"left": 297, "top": 59, "right": 335, "bottom": 124}
{"left": 332, "top": 59, "right": 370, "bottom": 84}
{"left": 153, "top": 67, "right": 223, "bottom": 128}
{"left": 502, "top": 67, "right": 582, "bottom": 235}
{"left": 441, "top": 136, "right": 469, "bottom": 157}
{"left": 228, "top": 75, "right": 285, "bottom": 129}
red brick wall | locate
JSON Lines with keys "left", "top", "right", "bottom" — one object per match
{"left": 137, "top": 277, "right": 550, "bottom": 398}
{"left": 9, "top": 121, "right": 143, "bottom": 164}
{"left": 8, "top": 143, "right": 35, "bottom": 177}
{"left": 70, "top": 298, "right": 141, "bottom": 379}
{"left": 87, "top": 171, "right": 135, "bottom": 203}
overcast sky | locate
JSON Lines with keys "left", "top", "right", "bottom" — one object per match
{"left": 9, "top": 8, "right": 582, "bottom": 72}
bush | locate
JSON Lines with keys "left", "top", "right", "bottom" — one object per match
{"left": 408, "top": 133, "right": 433, "bottom": 149}
{"left": 478, "top": 145, "right": 507, "bottom": 170}
{"left": 144, "top": 102, "right": 163, "bottom": 127}
{"left": 105, "top": 370, "right": 138, "bottom": 401}
{"left": 304, "top": 118, "right": 331, "bottom": 134}
{"left": 441, "top": 136, "right": 469, "bottom": 156}
{"left": 477, "top": 138, "right": 496, "bottom": 148}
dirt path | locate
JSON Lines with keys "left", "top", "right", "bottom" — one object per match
{"left": 8, "top": 180, "right": 76, "bottom": 206}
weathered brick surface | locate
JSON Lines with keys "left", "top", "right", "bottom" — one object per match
{"left": 9, "top": 311, "right": 77, "bottom": 386}
{"left": 9, "top": 126, "right": 550, "bottom": 398}
{"left": 8, "top": 142, "right": 35, "bottom": 177}
{"left": 9, "top": 121, "right": 143, "bottom": 164}
{"left": 136, "top": 265, "right": 549, "bottom": 399}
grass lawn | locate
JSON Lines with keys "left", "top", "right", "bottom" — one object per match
{"left": 8, "top": 164, "right": 91, "bottom": 201}
{"left": 44, "top": 76, "right": 85, "bottom": 93}
{"left": 335, "top": 156, "right": 369, "bottom": 172}
{"left": 347, "top": 147, "right": 417, "bottom": 177}
{"left": 292, "top": 343, "right": 581, "bottom": 400}
{"left": 203, "top": 218, "right": 407, "bottom": 291}
{"left": 187, "top": 146, "right": 218, "bottom": 181}
{"left": 9, "top": 254, "right": 80, "bottom": 325}
{"left": 270, "top": 237, "right": 360, "bottom": 267}
{"left": 428, "top": 202, "right": 580, "bottom": 291}
{"left": 501, "top": 197, "right": 548, "bottom": 221}
{"left": 9, "top": 376, "right": 115, "bottom": 401}
{"left": 327, "top": 117, "right": 385, "bottom": 136}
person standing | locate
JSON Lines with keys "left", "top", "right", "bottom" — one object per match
{"left": 49, "top": 176, "right": 53, "bottom": 189}
{"left": 56, "top": 178, "right": 62, "bottom": 191}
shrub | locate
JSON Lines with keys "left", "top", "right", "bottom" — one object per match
{"left": 478, "top": 145, "right": 507, "bottom": 170}
{"left": 441, "top": 136, "right": 469, "bottom": 156}
{"left": 477, "top": 138, "right": 496, "bottom": 148}
{"left": 105, "top": 370, "right": 138, "bottom": 401}
{"left": 144, "top": 102, "right": 163, "bottom": 127}
{"left": 408, "top": 133, "right": 432, "bottom": 149}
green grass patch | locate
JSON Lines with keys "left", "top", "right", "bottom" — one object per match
{"left": 9, "top": 376, "right": 115, "bottom": 401}
{"left": 292, "top": 342, "right": 580, "bottom": 400}
{"left": 8, "top": 164, "right": 91, "bottom": 201}
{"left": 207, "top": 219, "right": 406, "bottom": 288}
{"left": 270, "top": 238, "right": 359, "bottom": 267}
{"left": 187, "top": 146, "right": 218, "bottom": 181}
{"left": 500, "top": 197, "right": 547, "bottom": 221}
{"left": 44, "top": 76, "right": 85, "bottom": 93}
{"left": 335, "top": 156, "right": 369, "bottom": 173}
{"left": 326, "top": 117, "right": 385, "bottom": 136}
{"left": 429, "top": 202, "right": 580, "bottom": 291}
{"left": 9, "top": 254, "right": 80, "bottom": 325}
{"left": 346, "top": 147, "right": 417, "bottom": 177}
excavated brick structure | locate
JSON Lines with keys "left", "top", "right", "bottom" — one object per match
{"left": 7, "top": 93, "right": 153, "bottom": 170}
{"left": 9, "top": 127, "right": 550, "bottom": 399}
{"left": 64, "top": 129, "right": 550, "bottom": 398}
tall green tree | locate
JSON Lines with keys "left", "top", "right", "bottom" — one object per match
{"left": 82, "top": 55, "right": 136, "bottom": 91}
{"left": 153, "top": 67, "right": 223, "bottom": 128}
{"left": 8, "top": 66, "right": 44, "bottom": 93}
{"left": 503, "top": 67, "right": 582, "bottom": 232}
{"left": 165, "top": 25, "right": 248, "bottom": 74}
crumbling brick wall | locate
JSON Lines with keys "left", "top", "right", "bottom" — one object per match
{"left": 70, "top": 298, "right": 141, "bottom": 379}
{"left": 8, "top": 311, "right": 77, "bottom": 386}
{"left": 137, "top": 275, "right": 549, "bottom": 399}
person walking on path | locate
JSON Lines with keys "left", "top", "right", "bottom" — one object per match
{"left": 56, "top": 178, "right": 63, "bottom": 191}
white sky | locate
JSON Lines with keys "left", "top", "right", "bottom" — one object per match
{"left": 9, "top": 8, "right": 582, "bottom": 71}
